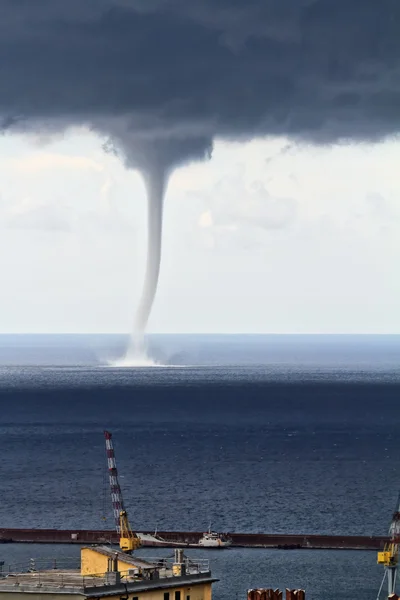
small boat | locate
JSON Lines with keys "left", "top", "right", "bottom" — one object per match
{"left": 198, "top": 528, "right": 232, "bottom": 548}
{"left": 137, "top": 532, "right": 184, "bottom": 548}
{"left": 136, "top": 526, "right": 232, "bottom": 549}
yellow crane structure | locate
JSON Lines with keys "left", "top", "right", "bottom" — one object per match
{"left": 104, "top": 430, "right": 140, "bottom": 554}
{"left": 377, "top": 493, "right": 400, "bottom": 598}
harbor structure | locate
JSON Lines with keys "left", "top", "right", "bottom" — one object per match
{"left": 0, "top": 528, "right": 388, "bottom": 550}
{"left": 0, "top": 546, "right": 216, "bottom": 600}
{"left": 102, "top": 431, "right": 231, "bottom": 553}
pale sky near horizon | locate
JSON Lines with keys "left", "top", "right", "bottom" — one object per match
{"left": 0, "top": 128, "right": 399, "bottom": 334}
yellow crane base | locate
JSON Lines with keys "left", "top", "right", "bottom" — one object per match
{"left": 378, "top": 551, "right": 391, "bottom": 565}
{"left": 377, "top": 544, "right": 398, "bottom": 567}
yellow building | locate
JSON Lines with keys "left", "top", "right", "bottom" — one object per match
{"left": 0, "top": 546, "right": 216, "bottom": 600}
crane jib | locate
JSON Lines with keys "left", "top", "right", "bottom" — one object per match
{"left": 103, "top": 430, "right": 140, "bottom": 554}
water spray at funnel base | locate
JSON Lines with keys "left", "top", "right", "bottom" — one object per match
{"left": 124, "top": 167, "right": 167, "bottom": 362}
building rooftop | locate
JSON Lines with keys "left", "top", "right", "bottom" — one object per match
{"left": 83, "top": 546, "right": 156, "bottom": 571}
{"left": 0, "top": 550, "right": 216, "bottom": 597}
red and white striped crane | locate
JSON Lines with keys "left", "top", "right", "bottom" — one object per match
{"left": 104, "top": 430, "right": 140, "bottom": 554}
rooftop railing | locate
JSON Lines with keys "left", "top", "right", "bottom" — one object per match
{"left": 0, "top": 555, "right": 211, "bottom": 591}
{"left": 1, "top": 558, "right": 80, "bottom": 575}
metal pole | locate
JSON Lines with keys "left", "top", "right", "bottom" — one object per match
{"left": 388, "top": 566, "right": 397, "bottom": 597}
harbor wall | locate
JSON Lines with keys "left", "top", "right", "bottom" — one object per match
{"left": 0, "top": 529, "right": 388, "bottom": 550}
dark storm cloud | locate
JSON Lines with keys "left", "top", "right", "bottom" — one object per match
{"left": 1, "top": 0, "right": 400, "bottom": 160}
{"left": 2, "top": 0, "right": 399, "bottom": 342}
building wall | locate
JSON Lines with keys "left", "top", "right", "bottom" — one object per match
{"left": 104, "top": 582, "right": 212, "bottom": 600}
{"left": 79, "top": 549, "right": 212, "bottom": 600}
{"left": 81, "top": 548, "right": 136, "bottom": 576}
{"left": 0, "top": 581, "right": 212, "bottom": 600}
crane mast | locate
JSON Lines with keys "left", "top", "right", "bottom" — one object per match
{"left": 104, "top": 430, "right": 140, "bottom": 554}
{"left": 377, "top": 492, "right": 400, "bottom": 598}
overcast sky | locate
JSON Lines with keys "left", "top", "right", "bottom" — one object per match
{"left": 1, "top": 2, "right": 400, "bottom": 334}
{"left": 0, "top": 129, "right": 398, "bottom": 334}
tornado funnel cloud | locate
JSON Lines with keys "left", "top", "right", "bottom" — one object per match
{"left": 126, "top": 167, "right": 167, "bottom": 358}
{"left": 136, "top": 169, "right": 166, "bottom": 334}
{"left": 110, "top": 135, "right": 212, "bottom": 364}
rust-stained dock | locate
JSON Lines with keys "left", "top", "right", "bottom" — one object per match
{"left": 0, "top": 528, "right": 388, "bottom": 550}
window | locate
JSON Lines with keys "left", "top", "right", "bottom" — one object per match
{"left": 175, "top": 592, "right": 181, "bottom": 600}
{"left": 164, "top": 594, "right": 170, "bottom": 600}
{"left": 187, "top": 595, "right": 190, "bottom": 600}
{"left": 132, "top": 597, "right": 139, "bottom": 600}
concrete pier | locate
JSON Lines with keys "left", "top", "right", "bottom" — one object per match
{"left": 0, "top": 528, "right": 388, "bottom": 550}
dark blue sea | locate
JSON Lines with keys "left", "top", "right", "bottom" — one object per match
{"left": 1, "top": 334, "right": 400, "bottom": 600}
